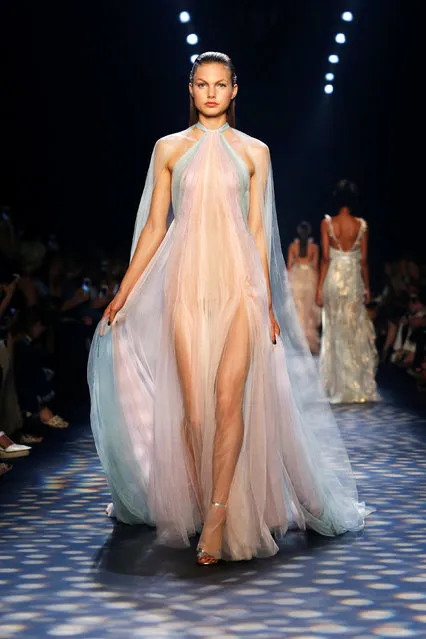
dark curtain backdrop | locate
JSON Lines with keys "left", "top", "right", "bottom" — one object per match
{"left": 0, "top": 0, "right": 421, "bottom": 290}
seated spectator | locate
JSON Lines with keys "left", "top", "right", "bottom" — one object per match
{"left": 53, "top": 254, "right": 99, "bottom": 405}
{"left": 406, "top": 288, "right": 426, "bottom": 389}
{"left": 0, "top": 206, "right": 19, "bottom": 262}
{"left": 375, "top": 290, "right": 411, "bottom": 362}
{"left": 389, "top": 291, "right": 424, "bottom": 366}
{"left": 0, "top": 268, "right": 25, "bottom": 441}
{"left": 16, "top": 227, "right": 48, "bottom": 308}
{"left": 12, "top": 306, "right": 69, "bottom": 430}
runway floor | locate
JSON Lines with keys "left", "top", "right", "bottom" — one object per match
{"left": 1, "top": 369, "right": 426, "bottom": 638}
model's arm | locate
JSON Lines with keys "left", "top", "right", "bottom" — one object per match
{"left": 247, "top": 146, "right": 280, "bottom": 343}
{"left": 248, "top": 171, "right": 272, "bottom": 310}
{"left": 313, "top": 243, "right": 320, "bottom": 275}
{"left": 287, "top": 242, "right": 295, "bottom": 271}
{"left": 119, "top": 166, "right": 171, "bottom": 298}
{"left": 101, "top": 147, "right": 171, "bottom": 333}
{"left": 360, "top": 226, "right": 370, "bottom": 304}
{"left": 0, "top": 280, "right": 17, "bottom": 320}
{"left": 315, "top": 219, "right": 330, "bottom": 307}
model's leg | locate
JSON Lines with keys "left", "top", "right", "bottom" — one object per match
{"left": 198, "top": 301, "right": 251, "bottom": 561}
{"left": 174, "top": 302, "right": 202, "bottom": 511}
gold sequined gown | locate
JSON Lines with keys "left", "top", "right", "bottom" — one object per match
{"left": 320, "top": 215, "right": 379, "bottom": 404}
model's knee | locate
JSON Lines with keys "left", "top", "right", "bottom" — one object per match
{"left": 183, "top": 414, "right": 202, "bottom": 433}
{"left": 216, "top": 390, "right": 240, "bottom": 426}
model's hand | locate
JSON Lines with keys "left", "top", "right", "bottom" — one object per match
{"left": 269, "top": 309, "right": 280, "bottom": 345}
{"left": 315, "top": 289, "right": 323, "bottom": 307}
{"left": 100, "top": 289, "right": 127, "bottom": 336}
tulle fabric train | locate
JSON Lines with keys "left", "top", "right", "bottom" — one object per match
{"left": 88, "top": 123, "right": 372, "bottom": 561}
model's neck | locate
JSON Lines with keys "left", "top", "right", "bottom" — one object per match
{"left": 338, "top": 207, "right": 352, "bottom": 216}
{"left": 197, "top": 115, "right": 228, "bottom": 131}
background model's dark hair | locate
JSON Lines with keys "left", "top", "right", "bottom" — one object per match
{"left": 189, "top": 51, "right": 237, "bottom": 127}
{"left": 297, "top": 221, "right": 311, "bottom": 258}
{"left": 332, "top": 179, "right": 359, "bottom": 213}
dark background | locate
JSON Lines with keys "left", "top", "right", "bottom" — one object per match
{"left": 0, "top": 0, "right": 421, "bottom": 283}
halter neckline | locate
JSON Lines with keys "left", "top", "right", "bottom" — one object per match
{"left": 195, "top": 121, "right": 230, "bottom": 133}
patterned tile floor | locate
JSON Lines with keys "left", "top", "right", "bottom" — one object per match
{"left": 1, "top": 370, "right": 426, "bottom": 638}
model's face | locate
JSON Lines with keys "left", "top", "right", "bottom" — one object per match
{"left": 189, "top": 63, "right": 237, "bottom": 119}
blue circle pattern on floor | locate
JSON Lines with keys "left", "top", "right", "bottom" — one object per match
{"left": 1, "top": 399, "right": 426, "bottom": 638}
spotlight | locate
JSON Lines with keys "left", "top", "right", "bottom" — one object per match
{"left": 324, "top": 84, "right": 334, "bottom": 94}
{"left": 335, "top": 33, "right": 346, "bottom": 44}
{"left": 325, "top": 72, "right": 335, "bottom": 81}
{"left": 341, "top": 11, "right": 353, "bottom": 22}
{"left": 186, "top": 33, "right": 198, "bottom": 45}
{"left": 190, "top": 54, "right": 198, "bottom": 64}
{"left": 328, "top": 54, "right": 339, "bottom": 64}
{"left": 179, "top": 11, "right": 190, "bottom": 23}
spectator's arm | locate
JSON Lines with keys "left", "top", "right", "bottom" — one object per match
{"left": 0, "top": 281, "right": 18, "bottom": 320}
{"left": 61, "top": 288, "right": 90, "bottom": 312}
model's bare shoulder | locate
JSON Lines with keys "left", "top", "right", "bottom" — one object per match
{"left": 235, "top": 130, "right": 269, "bottom": 156}
{"left": 153, "top": 128, "right": 197, "bottom": 168}
{"left": 155, "top": 127, "right": 195, "bottom": 149}
{"left": 320, "top": 217, "right": 329, "bottom": 232}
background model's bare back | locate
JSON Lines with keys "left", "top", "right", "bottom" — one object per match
{"left": 327, "top": 215, "right": 364, "bottom": 252}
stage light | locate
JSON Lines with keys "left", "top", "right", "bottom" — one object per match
{"left": 335, "top": 33, "right": 346, "bottom": 44}
{"left": 190, "top": 54, "right": 198, "bottom": 64}
{"left": 328, "top": 54, "right": 339, "bottom": 64}
{"left": 179, "top": 11, "right": 190, "bottom": 23}
{"left": 325, "top": 72, "right": 335, "bottom": 81}
{"left": 186, "top": 33, "right": 198, "bottom": 45}
{"left": 342, "top": 11, "right": 353, "bottom": 22}
{"left": 324, "top": 84, "right": 334, "bottom": 94}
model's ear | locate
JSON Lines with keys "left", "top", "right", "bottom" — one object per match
{"left": 189, "top": 83, "right": 194, "bottom": 98}
{"left": 231, "top": 84, "right": 238, "bottom": 100}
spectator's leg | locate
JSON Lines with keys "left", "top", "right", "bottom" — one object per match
{"left": 0, "top": 344, "right": 23, "bottom": 439}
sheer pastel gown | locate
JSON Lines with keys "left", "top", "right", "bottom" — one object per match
{"left": 88, "top": 123, "right": 372, "bottom": 562}
{"left": 320, "top": 215, "right": 379, "bottom": 404}
{"left": 288, "top": 239, "right": 321, "bottom": 353}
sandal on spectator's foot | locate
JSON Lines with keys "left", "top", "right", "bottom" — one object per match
{"left": 43, "top": 415, "right": 69, "bottom": 429}
{"left": 20, "top": 434, "right": 44, "bottom": 444}
{"left": 0, "top": 462, "right": 13, "bottom": 477}
{"left": 0, "top": 431, "right": 31, "bottom": 459}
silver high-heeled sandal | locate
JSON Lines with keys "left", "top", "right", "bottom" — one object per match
{"left": 196, "top": 500, "right": 227, "bottom": 566}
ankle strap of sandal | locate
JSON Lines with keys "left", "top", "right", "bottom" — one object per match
{"left": 211, "top": 500, "right": 227, "bottom": 508}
